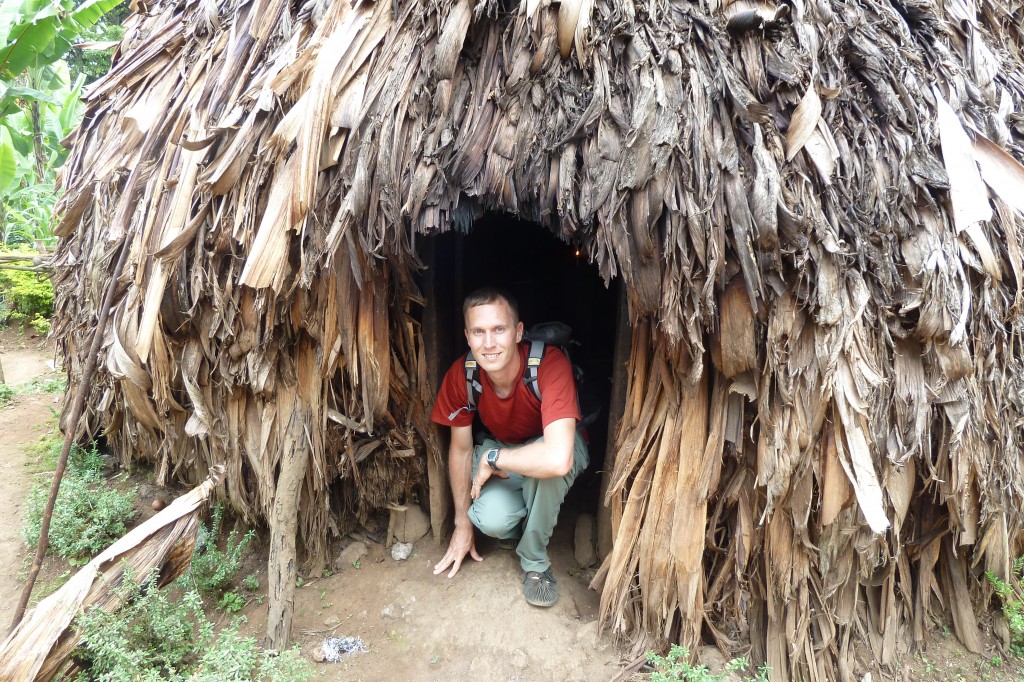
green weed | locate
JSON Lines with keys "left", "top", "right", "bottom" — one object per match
{"left": 180, "top": 503, "right": 255, "bottom": 600}
{"left": 18, "top": 375, "right": 65, "bottom": 395}
{"left": 243, "top": 573, "right": 260, "bottom": 591}
{"left": 986, "top": 559, "right": 1024, "bottom": 657}
{"left": 74, "top": 569, "right": 311, "bottom": 681}
{"left": 0, "top": 258, "right": 53, "bottom": 323}
{"left": 646, "top": 645, "right": 770, "bottom": 682}
{"left": 218, "top": 591, "right": 246, "bottom": 613}
{"left": 21, "top": 441, "right": 134, "bottom": 565}
{"left": 30, "top": 312, "right": 50, "bottom": 335}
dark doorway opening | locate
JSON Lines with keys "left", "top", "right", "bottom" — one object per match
{"left": 422, "top": 211, "right": 621, "bottom": 517}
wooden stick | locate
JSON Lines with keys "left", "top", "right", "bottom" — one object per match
{"left": 10, "top": 241, "right": 129, "bottom": 633}
{"left": 265, "top": 339, "right": 315, "bottom": 650}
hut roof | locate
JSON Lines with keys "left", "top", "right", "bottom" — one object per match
{"left": 52, "top": 0, "right": 1024, "bottom": 677}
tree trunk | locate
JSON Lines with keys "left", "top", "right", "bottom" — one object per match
{"left": 265, "top": 439, "right": 307, "bottom": 649}
{"left": 28, "top": 101, "right": 46, "bottom": 183}
{"left": 265, "top": 342, "right": 315, "bottom": 650}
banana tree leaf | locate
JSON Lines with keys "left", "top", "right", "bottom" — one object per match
{"left": 57, "top": 73, "right": 83, "bottom": 132}
{"left": 0, "top": 0, "right": 121, "bottom": 79}
{"left": 0, "top": 125, "right": 17, "bottom": 191}
{"left": 0, "top": 83, "right": 61, "bottom": 108}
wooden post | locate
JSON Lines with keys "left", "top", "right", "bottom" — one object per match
{"left": 265, "top": 342, "right": 314, "bottom": 650}
{"left": 597, "top": 285, "right": 630, "bottom": 561}
{"left": 420, "top": 239, "right": 452, "bottom": 543}
{"left": 265, "top": 439, "right": 307, "bottom": 649}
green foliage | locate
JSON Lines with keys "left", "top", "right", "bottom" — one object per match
{"left": 0, "top": 250, "right": 53, "bottom": 324}
{"left": 181, "top": 503, "right": 255, "bottom": 602}
{"left": 74, "top": 570, "right": 312, "bottom": 681}
{"left": 65, "top": 18, "right": 123, "bottom": 84}
{"left": 986, "top": 560, "right": 1024, "bottom": 656}
{"left": 646, "top": 646, "right": 770, "bottom": 682}
{"left": 0, "top": 70, "right": 77, "bottom": 249}
{"left": 0, "top": 0, "right": 125, "bottom": 81}
{"left": 31, "top": 311, "right": 50, "bottom": 334}
{"left": 0, "top": 0, "right": 123, "bottom": 249}
{"left": 19, "top": 373, "right": 65, "bottom": 393}
{"left": 218, "top": 590, "right": 245, "bottom": 613}
{"left": 25, "top": 431, "right": 61, "bottom": 467}
{"left": 0, "top": 382, "right": 14, "bottom": 405}
{"left": 21, "top": 440, "right": 135, "bottom": 564}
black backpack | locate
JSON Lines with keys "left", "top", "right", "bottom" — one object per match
{"left": 462, "top": 322, "right": 600, "bottom": 429}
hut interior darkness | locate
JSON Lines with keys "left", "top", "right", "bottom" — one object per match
{"left": 50, "top": 0, "right": 1024, "bottom": 678}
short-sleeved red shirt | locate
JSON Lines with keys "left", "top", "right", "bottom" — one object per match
{"left": 430, "top": 343, "right": 579, "bottom": 444}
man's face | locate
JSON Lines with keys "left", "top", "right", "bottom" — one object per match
{"left": 464, "top": 300, "right": 524, "bottom": 376}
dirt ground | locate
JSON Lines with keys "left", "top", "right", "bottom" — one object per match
{"left": 0, "top": 331, "right": 61, "bottom": 627}
{"left": 247, "top": 521, "right": 625, "bottom": 682}
{"left": 3, "top": 332, "right": 1024, "bottom": 681}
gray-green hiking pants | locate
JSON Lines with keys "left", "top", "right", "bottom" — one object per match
{"left": 467, "top": 432, "right": 589, "bottom": 573}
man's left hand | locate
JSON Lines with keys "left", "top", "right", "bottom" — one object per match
{"left": 470, "top": 462, "right": 508, "bottom": 499}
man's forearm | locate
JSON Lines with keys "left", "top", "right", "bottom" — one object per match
{"left": 492, "top": 440, "right": 569, "bottom": 478}
{"left": 490, "top": 418, "right": 576, "bottom": 479}
{"left": 449, "top": 445, "right": 474, "bottom": 524}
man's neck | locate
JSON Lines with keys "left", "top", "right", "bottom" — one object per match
{"left": 485, "top": 344, "right": 522, "bottom": 398}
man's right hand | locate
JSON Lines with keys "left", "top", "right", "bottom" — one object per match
{"left": 432, "top": 522, "right": 482, "bottom": 578}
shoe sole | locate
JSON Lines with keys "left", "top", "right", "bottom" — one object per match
{"left": 524, "top": 571, "right": 558, "bottom": 607}
{"left": 525, "top": 595, "right": 558, "bottom": 607}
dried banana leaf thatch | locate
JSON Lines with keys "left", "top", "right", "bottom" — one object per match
{"left": 0, "top": 466, "right": 225, "bottom": 681}
{"left": 52, "top": 0, "right": 1024, "bottom": 676}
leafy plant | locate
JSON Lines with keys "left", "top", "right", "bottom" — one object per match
{"left": 986, "top": 560, "right": 1024, "bottom": 657}
{"left": 646, "top": 645, "right": 770, "bottom": 682}
{"left": 0, "top": 0, "right": 125, "bottom": 82}
{"left": 2, "top": 0, "right": 125, "bottom": 250}
{"left": 0, "top": 382, "right": 14, "bottom": 405}
{"left": 74, "top": 569, "right": 311, "bottom": 681}
{"left": 0, "top": 250, "right": 53, "bottom": 322}
{"left": 218, "top": 590, "right": 245, "bottom": 613}
{"left": 30, "top": 311, "right": 49, "bottom": 334}
{"left": 65, "top": 16, "right": 125, "bottom": 84}
{"left": 242, "top": 573, "right": 260, "bottom": 591}
{"left": 19, "top": 374, "right": 65, "bottom": 394}
{"left": 21, "top": 450, "right": 135, "bottom": 564}
{"left": 1, "top": 60, "right": 85, "bottom": 244}
{"left": 181, "top": 503, "right": 255, "bottom": 600}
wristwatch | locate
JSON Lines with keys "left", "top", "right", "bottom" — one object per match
{"left": 485, "top": 447, "right": 502, "bottom": 472}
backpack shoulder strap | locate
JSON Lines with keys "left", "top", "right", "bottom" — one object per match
{"left": 464, "top": 351, "right": 481, "bottom": 412}
{"left": 522, "top": 340, "right": 545, "bottom": 402}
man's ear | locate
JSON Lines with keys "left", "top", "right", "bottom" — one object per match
{"left": 515, "top": 322, "right": 524, "bottom": 342}
{"left": 464, "top": 328, "right": 470, "bottom": 345}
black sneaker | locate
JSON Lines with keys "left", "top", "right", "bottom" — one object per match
{"left": 496, "top": 536, "right": 519, "bottom": 550}
{"left": 523, "top": 568, "right": 558, "bottom": 607}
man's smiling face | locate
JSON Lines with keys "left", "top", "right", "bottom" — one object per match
{"left": 464, "top": 299, "right": 524, "bottom": 377}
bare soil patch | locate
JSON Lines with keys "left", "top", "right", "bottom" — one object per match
{"left": 0, "top": 331, "right": 62, "bottom": 627}
{"left": 239, "top": 520, "right": 622, "bottom": 682}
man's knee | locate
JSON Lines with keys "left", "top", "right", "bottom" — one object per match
{"left": 468, "top": 500, "right": 524, "bottom": 538}
{"left": 523, "top": 471, "right": 573, "bottom": 502}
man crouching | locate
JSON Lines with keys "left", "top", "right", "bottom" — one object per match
{"left": 430, "top": 287, "right": 588, "bottom": 607}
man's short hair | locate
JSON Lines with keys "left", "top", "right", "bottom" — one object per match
{"left": 463, "top": 287, "right": 519, "bottom": 326}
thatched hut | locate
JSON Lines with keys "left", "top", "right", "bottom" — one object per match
{"left": 52, "top": 0, "right": 1024, "bottom": 677}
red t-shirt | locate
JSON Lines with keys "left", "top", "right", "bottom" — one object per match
{"left": 430, "top": 343, "right": 580, "bottom": 444}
